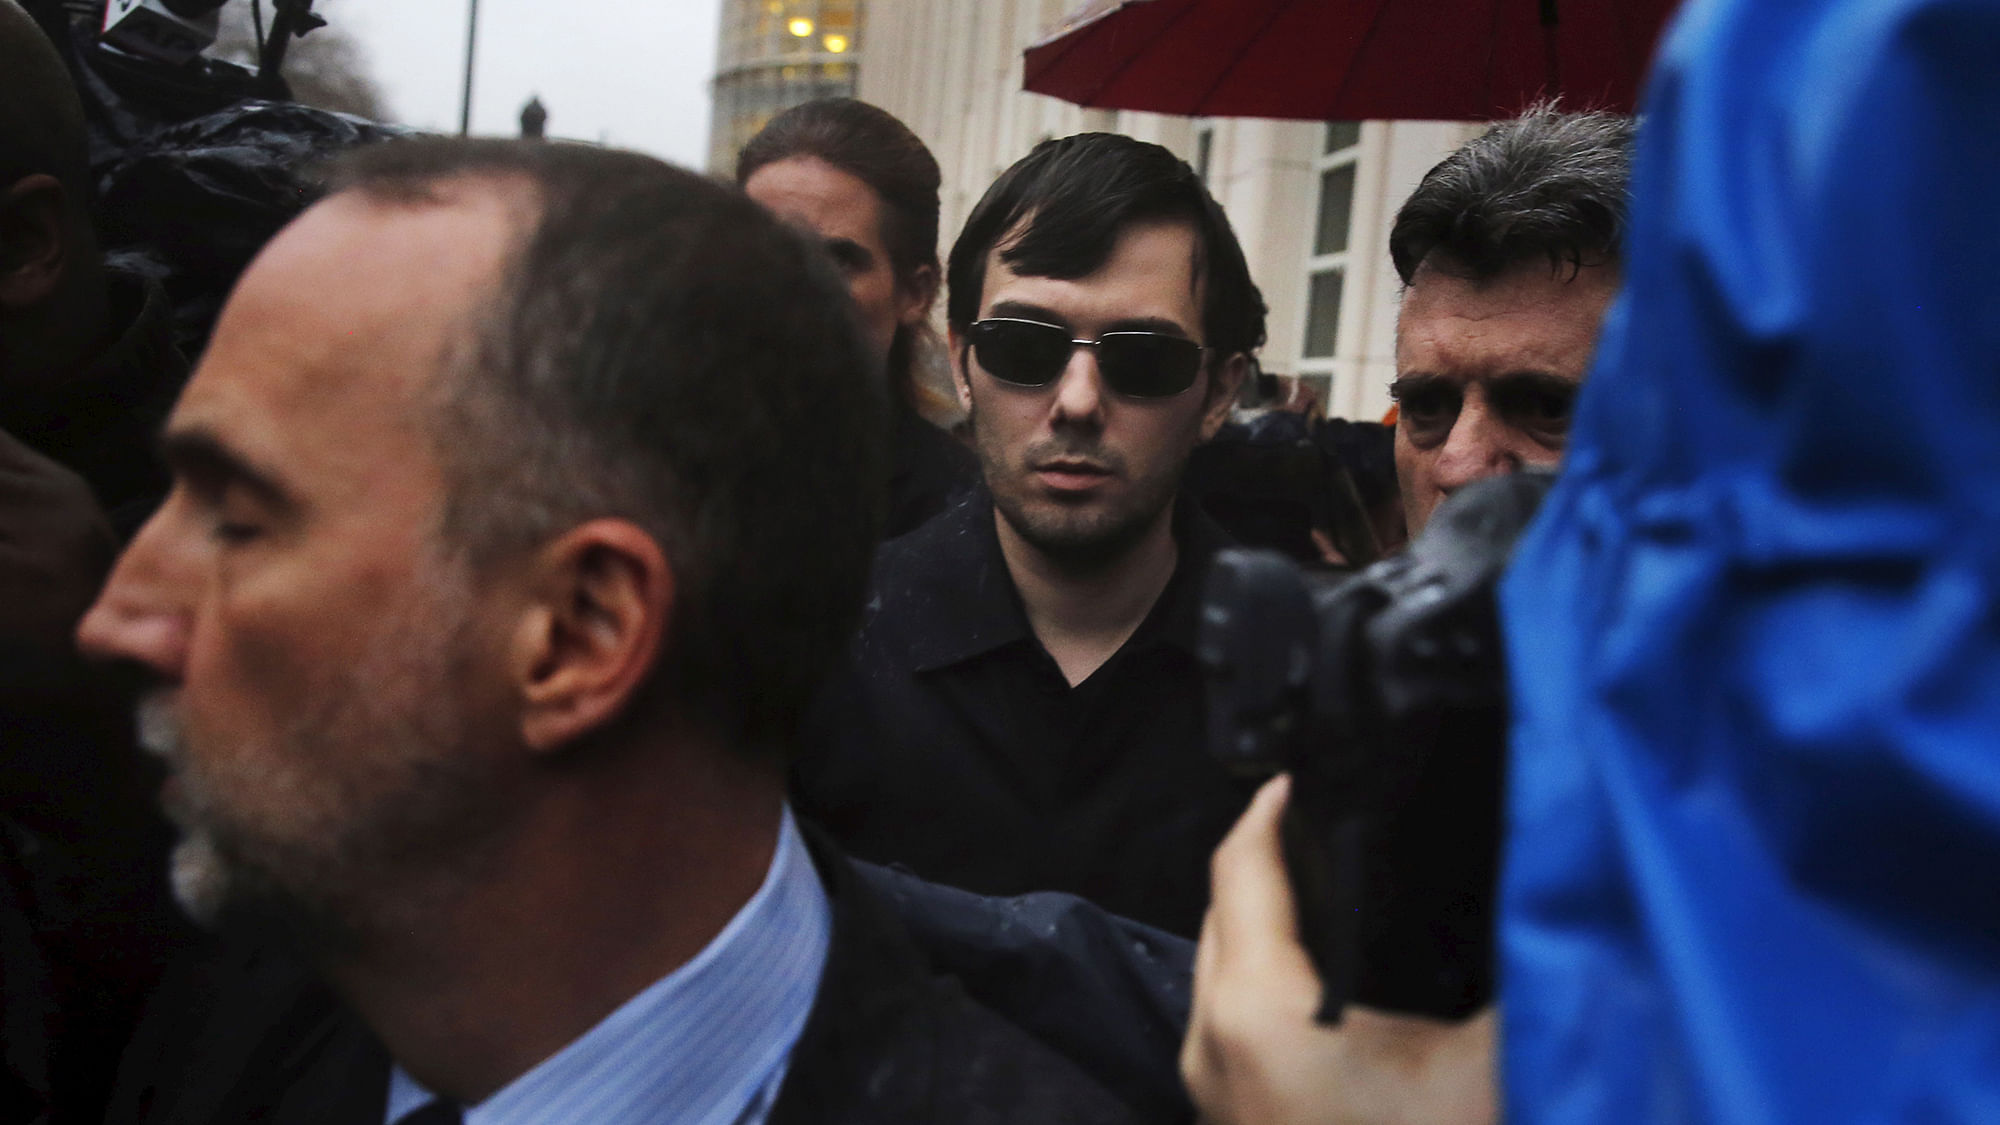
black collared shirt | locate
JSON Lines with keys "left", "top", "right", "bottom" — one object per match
{"left": 795, "top": 489, "right": 1259, "bottom": 937}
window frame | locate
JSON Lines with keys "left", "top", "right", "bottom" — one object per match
{"left": 1297, "top": 124, "right": 1362, "bottom": 384}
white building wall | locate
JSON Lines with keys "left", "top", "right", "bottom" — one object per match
{"left": 857, "top": 0, "right": 1483, "bottom": 420}
{"left": 1328, "top": 120, "right": 1484, "bottom": 420}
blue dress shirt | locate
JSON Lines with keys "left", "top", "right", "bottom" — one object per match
{"left": 385, "top": 806, "right": 831, "bottom": 1125}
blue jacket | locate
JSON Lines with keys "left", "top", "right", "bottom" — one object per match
{"left": 1499, "top": 0, "right": 2000, "bottom": 1119}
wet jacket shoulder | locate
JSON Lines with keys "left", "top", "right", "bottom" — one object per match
{"left": 770, "top": 832, "right": 1146, "bottom": 1125}
{"left": 849, "top": 861, "right": 1194, "bottom": 1123}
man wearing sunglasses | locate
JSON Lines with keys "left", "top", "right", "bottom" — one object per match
{"left": 796, "top": 133, "right": 1265, "bottom": 938}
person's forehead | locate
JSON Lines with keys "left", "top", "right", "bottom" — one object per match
{"left": 219, "top": 190, "right": 513, "bottom": 377}
{"left": 981, "top": 218, "right": 1203, "bottom": 329}
{"left": 168, "top": 187, "right": 523, "bottom": 482}
{"left": 1395, "top": 260, "right": 1618, "bottom": 377}
{"left": 743, "top": 156, "right": 887, "bottom": 246}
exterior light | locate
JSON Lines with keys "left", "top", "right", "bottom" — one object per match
{"left": 788, "top": 16, "right": 814, "bottom": 36}
{"left": 823, "top": 33, "right": 849, "bottom": 52}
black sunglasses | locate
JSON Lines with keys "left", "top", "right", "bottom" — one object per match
{"left": 965, "top": 318, "right": 1207, "bottom": 398}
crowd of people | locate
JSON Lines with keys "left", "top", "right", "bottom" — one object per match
{"left": 5, "top": 0, "right": 1628, "bottom": 1117}
{"left": 7, "top": 0, "right": 1992, "bottom": 1120}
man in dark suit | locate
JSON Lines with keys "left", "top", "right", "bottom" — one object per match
{"left": 79, "top": 138, "right": 1136, "bottom": 1124}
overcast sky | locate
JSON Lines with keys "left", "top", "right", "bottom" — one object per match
{"left": 324, "top": 0, "right": 722, "bottom": 169}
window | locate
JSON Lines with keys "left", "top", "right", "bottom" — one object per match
{"left": 1323, "top": 121, "right": 1361, "bottom": 153}
{"left": 1299, "top": 124, "right": 1362, "bottom": 389}
{"left": 1313, "top": 164, "right": 1355, "bottom": 256}
{"left": 1302, "top": 271, "right": 1344, "bottom": 358}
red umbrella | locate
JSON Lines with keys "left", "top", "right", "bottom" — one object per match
{"left": 1024, "top": 0, "right": 1682, "bottom": 121}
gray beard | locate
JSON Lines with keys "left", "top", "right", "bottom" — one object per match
{"left": 143, "top": 691, "right": 511, "bottom": 958}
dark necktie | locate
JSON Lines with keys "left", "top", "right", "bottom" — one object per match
{"left": 395, "top": 1098, "right": 465, "bottom": 1125}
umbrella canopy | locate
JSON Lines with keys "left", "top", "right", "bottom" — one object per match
{"left": 1024, "top": 0, "right": 1681, "bottom": 121}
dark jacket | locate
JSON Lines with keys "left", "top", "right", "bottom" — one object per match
{"left": 0, "top": 827, "right": 57, "bottom": 1125}
{"left": 2, "top": 263, "right": 187, "bottom": 538}
{"left": 851, "top": 861, "right": 1193, "bottom": 1124}
{"left": 884, "top": 401, "right": 977, "bottom": 541}
{"left": 1, "top": 820, "right": 179, "bottom": 1125}
{"left": 106, "top": 834, "right": 1147, "bottom": 1125}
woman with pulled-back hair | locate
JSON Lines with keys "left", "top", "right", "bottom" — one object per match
{"left": 739, "top": 98, "right": 976, "bottom": 539}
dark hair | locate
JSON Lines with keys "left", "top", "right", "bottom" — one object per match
{"left": 1389, "top": 105, "right": 1636, "bottom": 286}
{"left": 325, "top": 138, "right": 887, "bottom": 757}
{"left": 946, "top": 132, "right": 1266, "bottom": 361}
{"left": 737, "top": 98, "right": 942, "bottom": 406}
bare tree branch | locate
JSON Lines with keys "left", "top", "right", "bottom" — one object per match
{"left": 212, "top": 1, "right": 391, "bottom": 122}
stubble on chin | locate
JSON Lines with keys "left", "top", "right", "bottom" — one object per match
{"left": 983, "top": 457, "right": 1180, "bottom": 572}
{"left": 128, "top": 571, "right": 509, "bottom": 954}
{"left": 969, "top": 405, "right": 1172, "bottom": 569}
{"left": 991, "top": 486, "right": 1164, "bottom": 571}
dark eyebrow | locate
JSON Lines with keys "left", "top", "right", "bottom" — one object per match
{"left": 1102, "top": 316, "right": 1194, "bottom": 339}
{"left": 985, "top": 300, "right": 1068, "bottom": 328}
{"left": 1388, "top": 373, "right": 1453, "bottom": 400}
{"left": 1389, "top": 371, "right": 1576, "bottom": 398}
{"left": 159, "top": 426, "right": 297, "bottom": 512}
{"left": 983, "top": 302, "right": 1193, "bottom": 340}
{"left": 821, "top": 235, "right": 873, "bottom": 268}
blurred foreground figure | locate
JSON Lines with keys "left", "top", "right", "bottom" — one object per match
{"left": 0, "top": 0, "right": 155, "bottom": 802}
{"left": 1501, "top": 0, "right": 2000, "bottom": 1119}
{"left": 1, "top": 13, "right": 190, "bottom": 1118}
{"left": 84, "top": 138, "right": 1134, "bottom": 1124}
{"left": 0, "top": 0, "right": 184, "bottom": 532}
{"left": 0, "top": 0, "right": 175, "bottom": 834}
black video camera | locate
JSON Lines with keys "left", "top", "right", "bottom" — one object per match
{"left": 1198, "top": 469, "right": 1554, "bottom": 1024}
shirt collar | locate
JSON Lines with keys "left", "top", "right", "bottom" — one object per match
{"left": 384, "top": 806, "right": 831, "bottom": 1125}
{"left": 890, "top": 487, "right": 1232, "bottom": 673}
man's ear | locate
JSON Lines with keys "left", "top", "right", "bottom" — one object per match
{"left": 898, "top": 262, "right": 939, "bottom": 328}
{"left": 946, "top": 325, "right": 974, "bottom": 414}
{"left": 1199, "top": 352, "right": 1251, "bottom": 441}
{"left": 508, "top": 519, "right": 674, "bottom": 754}
{"left": 0, "top": 175, "right": 70, "bottom": 310}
